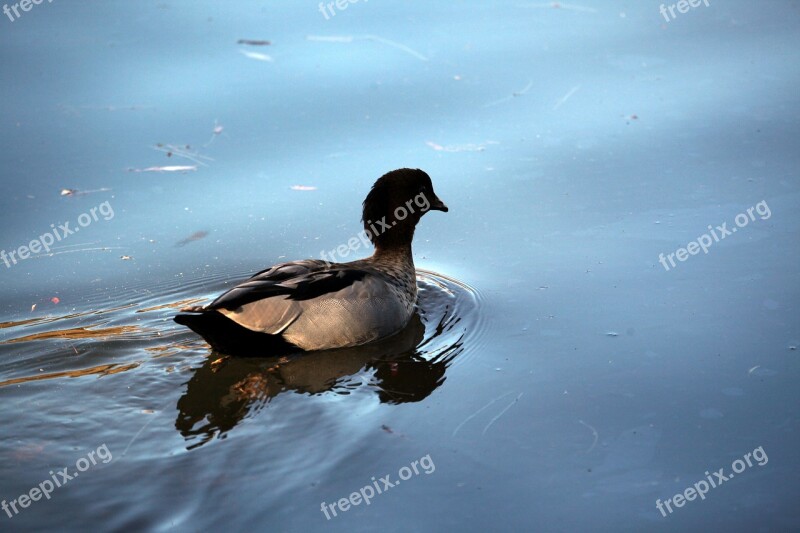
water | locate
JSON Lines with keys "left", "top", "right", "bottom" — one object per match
{"left": 1, "top": 1, "right": 799, "bottom": 531}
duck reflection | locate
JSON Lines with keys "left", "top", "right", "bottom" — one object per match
{"left": 175, "top": 313, "right": 462, "bottom": 449}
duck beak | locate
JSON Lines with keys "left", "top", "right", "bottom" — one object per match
{"left": 430, "top": 196, "right": 449, "bottom": 212}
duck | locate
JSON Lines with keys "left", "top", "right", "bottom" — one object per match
{"left": 174, "top": 168, "right": 448, "bottom": 355}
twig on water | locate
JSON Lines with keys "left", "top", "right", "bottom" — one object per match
{"left": 452, "top": 391, "right": 516, "bottom": 437}
{"left": 482, "top": 393, "right": 524, "bottom": 435}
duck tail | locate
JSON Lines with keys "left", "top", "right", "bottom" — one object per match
{"left": 174, "top": 310, "right": 300, "bottom": 356}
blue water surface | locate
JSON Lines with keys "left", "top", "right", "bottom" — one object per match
{"left": 1, "top": 1, "right": 799, "bottom": 531}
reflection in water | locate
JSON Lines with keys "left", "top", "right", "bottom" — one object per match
{"left": 0, "top": 361, "right": 142, "bottom": 388}
{"left": 0, "top": 325, "right": 144, "bottom": 344}
{"left": 176, "top": 313, "right": 457, "bottom": 449}
{"left": 175, "top": 271, "right": 479, "bottom": 449}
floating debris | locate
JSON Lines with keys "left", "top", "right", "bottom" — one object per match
{"left": 426, "top": 140, "right": 498, "bottom": 153}
{"left": 237, "top": 39, "right": 271, "bottom": 46}
{"left": 28, "top": 246, "right": 123, "bottom": 260}
{"left": 239, "top": 50, "right": 273, "bottom": 62}
{"left": 482, "top": 393, "right": 523, "bottom": 435}
{"left": 205, "top": 120, "right": 225, "bottom": 146}
{"left": 60, "top": 187, "right": 112, "bottom": 197}
{"left": 452, "top": 391, "right": 517, "bottom": 437}
{"left": 622, "top": 113, "right": 640, "bottom": 124}
{"left": 484, "top": 80, "right": 534, "bottom": 108}
{"left": 748, "top": 366, "right": 777, "bottom": 377}
{"left": 306, "top": 34, "right": 428, "bottom": 61}
{"left": 30, "top": 304, "right": 36, "bottom": 312}
{"left": 175, "top": 231, "right": 209, "bottom": 248}
{"left": 553, "top": 85, "right": 581, "bottom": 110}
{"left": 120, "top": 255, "right": 133, "bottom": 260}
{"left": 290, "top": 185, "right": 317, "bottom": 191}
{"left": 513, "top": 81, "right": 534, "bottom": 97}
{"left": 578, "top": 419, "right": 599, "bottom": 453}
{"left": 153, "top": 144, "right": 213, "bottom": 166}
{"left": 129, "top": 165, "right": 198, "bottom": 173}
{"left": 50, "top": 297, "right": 60, "bottom": 304}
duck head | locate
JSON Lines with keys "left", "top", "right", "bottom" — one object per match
{"left": 362, "top": 168, "right": 448, "bottom": 252}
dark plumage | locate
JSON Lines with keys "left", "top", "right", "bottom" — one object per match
{"left": 175, "top": 168, "right": 448, "bottom": 355}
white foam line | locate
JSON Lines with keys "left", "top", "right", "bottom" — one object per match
{"left": 483, "top": 80, "right": 534, "bottom": 108}
{"left": 239, "top": 49, "right": 273, "bottom": 62}
{"left": 578, "top": 419, "right": 598, "bottom": 453}
{"left": 307, "top": 34, "right": 428, "bottom": 61}
{"left": 122, "top": 409, "right": 163, "bottom": 456}
{"left": 553, "top": 85, "right": 580, "bottom": 110}
{"left": 482, "top": 393, "right": 523, "bottom": 435}
{"left": 452, "top": 391, "right": 516, "bottom": 437}
{"left": 362, "top": 35, "right": 429, "bottom": 61}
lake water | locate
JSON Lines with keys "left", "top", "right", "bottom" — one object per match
{"left": 1, "top": 1, "right": 798, "bottom": 531}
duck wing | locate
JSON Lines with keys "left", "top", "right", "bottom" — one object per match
{"left": 206, "top": 259, "right": 369, "bottom": 311}
{"left": 198, "top": 259, "right": 410, "bottom": 350}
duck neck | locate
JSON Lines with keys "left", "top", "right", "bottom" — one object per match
{"left": 372, "top": 243, "right": 415, "bottom": 269}
{"left": 368, "top": 218, "right": 417, "bottom": 268}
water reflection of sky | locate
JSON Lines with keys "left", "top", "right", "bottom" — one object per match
{"left": 1, "top": 1, "right": 799, "bottom": 531}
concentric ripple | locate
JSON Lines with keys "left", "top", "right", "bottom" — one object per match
{"left": 0, "top": 268, "right": 485, "bottom": 395}
{"left": 414, "top": 269, "right": 487, "bottom": 368}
